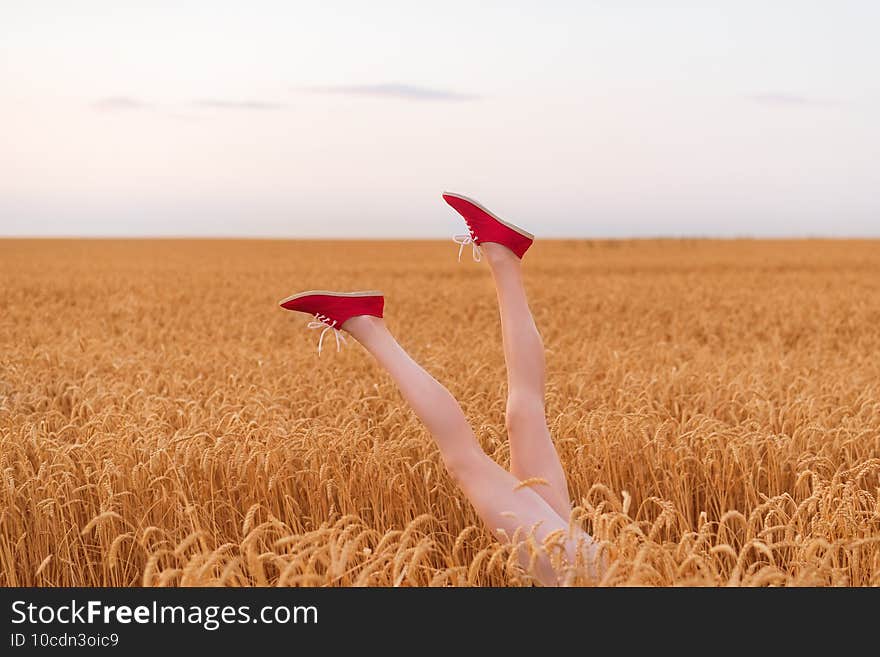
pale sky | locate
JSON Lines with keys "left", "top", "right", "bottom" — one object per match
{"left": 1, "top": 1, "right": 878, "bottom": 237}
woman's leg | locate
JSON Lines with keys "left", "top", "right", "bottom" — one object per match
{"left": 482, "top": 243, "right": 572, "bottom": 520}
{"left": 343, "top": 315, "right": 577, "bottom": 585}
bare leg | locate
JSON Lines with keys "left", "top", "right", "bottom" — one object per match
{"left": 482, "top": 243, "right": 572, "bottom": 519}
{"left": 343, "top": 315, "right": 585, "bottom": 585}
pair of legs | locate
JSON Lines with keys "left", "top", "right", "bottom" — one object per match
{"left": 344, "top": 243, "right": 596, "bottom": 585}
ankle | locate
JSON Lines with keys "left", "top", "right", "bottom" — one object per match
{"left": 483, "top": 242, "right": 521, "bottom": 271}
{"left": 341, "top": 314, "right": 385, "bottom": 339}
{"left": 483, "top": 241, "right": 519, "bottom": 262}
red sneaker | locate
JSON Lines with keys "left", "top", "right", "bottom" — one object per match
{"left": 278, "top": 290, "right": 384, "bottom": 353}
{"left": 442, "top": 192, "right": 534, "bottom": 261}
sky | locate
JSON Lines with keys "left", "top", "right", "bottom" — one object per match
{"left": 1, "top": 0, "right": 878, "bottom": 238}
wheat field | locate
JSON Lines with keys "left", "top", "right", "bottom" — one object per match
{"left": 1, "top": 238, "right": 878, "bottom": 586}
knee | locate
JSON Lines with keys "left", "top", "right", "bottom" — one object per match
{"left": 441, "top": 446, "right": 486, "bottom": 487}
{"left": 505, "top": 394, "right": 545, "bottom": 434}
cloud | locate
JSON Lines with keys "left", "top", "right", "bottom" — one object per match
{"left": 747, "top": 93, "right": 837, "bottom": 108}
{"left": 191, "top": 99, "right": 286, "bottom": 110}
{"left": 91, "top": 96, "right": 153, "bottom": 111}
{"left": 307, "top": 83, "right": 479, "bottom": 101}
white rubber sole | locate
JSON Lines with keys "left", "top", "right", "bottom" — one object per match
{"left": 278, "top": 290, "right": 383, "bottom": 306}
{"left": 442, "top": 191, "right": 535, "bottom": 240}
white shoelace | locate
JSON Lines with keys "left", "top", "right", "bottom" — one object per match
{"left": 453, "top": 225, "right": 482, "bottom": 262}
{"left": 307, "top": 313, "right": 347, "bottom": 354}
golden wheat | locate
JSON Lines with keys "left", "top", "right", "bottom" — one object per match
{"left": 1, "top": 238, "right": 878, "bottom": 586}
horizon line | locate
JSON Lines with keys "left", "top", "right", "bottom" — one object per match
{"left": 2, "top": 235, "right": 880, "bottom": 241}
